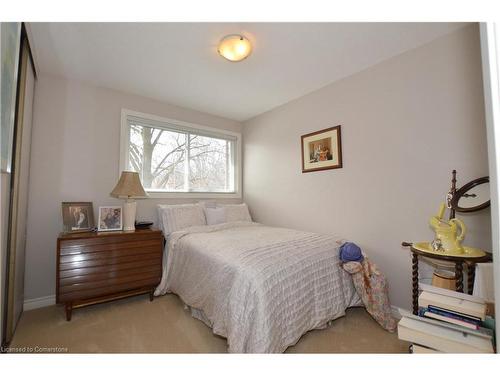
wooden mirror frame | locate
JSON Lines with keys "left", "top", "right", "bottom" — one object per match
{"left": 450, "top": 176, "right": 490, "bottom": 213}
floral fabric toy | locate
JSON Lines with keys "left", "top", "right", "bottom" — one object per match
{"left": 341, "top": 245, "right": 397, "bottom": 332}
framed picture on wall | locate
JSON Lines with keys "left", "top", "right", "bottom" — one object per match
{"left": 301, "top": 125, "right": 342, "bottom": 173}
{"left": 61, "top": 202, "right": 95, "bottom": 233}
{"left": 98, "top": 206, "right": 123, "bottom": 232}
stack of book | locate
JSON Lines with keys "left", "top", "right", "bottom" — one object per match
{"left": 398, "top": 284, "right": 494, "bottom": 353}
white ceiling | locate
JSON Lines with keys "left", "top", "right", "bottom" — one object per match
{"left": 29, "top": 22, "right": 469, "bottom": 122}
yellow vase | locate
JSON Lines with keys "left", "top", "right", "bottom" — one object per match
{"left": 429, "top": 203, "right": 466, "bottom": 255}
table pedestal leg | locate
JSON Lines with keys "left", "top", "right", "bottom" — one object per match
{"left": 455, "top": 262, "right": 463, "bottom": 293}
{"left": 412, "top": 253, "right": 419, "bottom": 315}
{"left": 467, "top": 263, "right": 475, "bottom": 295}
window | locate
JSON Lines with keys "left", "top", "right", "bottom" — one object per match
{"left": 120, "top": 110, "right": 241, "bottom": 198}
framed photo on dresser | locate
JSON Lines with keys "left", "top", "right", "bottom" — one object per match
{"left": 61, "top": 202, "right": 95, "bottom": 233}
{"left": 98, "top": 206, "right": 123, "bottom": 231}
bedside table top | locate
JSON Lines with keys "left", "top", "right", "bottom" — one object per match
{"left": 58, "top": 228, "right": 162, "bottom": 240}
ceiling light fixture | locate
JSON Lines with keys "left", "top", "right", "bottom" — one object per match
{"left": 217, "top": 34, "right": 252, "bottom": 62}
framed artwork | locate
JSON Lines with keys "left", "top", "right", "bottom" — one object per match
{"left": 301, "top": 125, "right": 342, "bottom": 173}
{"left": 1, "top": 22, "right": 22, "bottom": 172}
{"left": 98, "top": 206, "right": 123, "bottom": 232}
{"left": 61, "top": 202, "right": 95, "bottom": 233}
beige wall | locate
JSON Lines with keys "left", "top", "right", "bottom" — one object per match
{"left": 25, "top": 75, "right": 243, "bottom": 300}
{"left": 243, "top": 24, "right": 491, "bottom": 309}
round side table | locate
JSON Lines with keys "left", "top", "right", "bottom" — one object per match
{"left": 401, "top": 242, "right": 491, "bottom": 315}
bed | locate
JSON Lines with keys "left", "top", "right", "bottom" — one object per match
{"left": 154, "top": 203, "right": 362, "bottom": 353}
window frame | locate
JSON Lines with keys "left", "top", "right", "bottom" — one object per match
{"left": 120, "top": 109, "right": 242, "bottom": 199}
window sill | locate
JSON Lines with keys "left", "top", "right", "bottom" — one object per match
{"left": 144, "top": 191, "right": 242, "bottom": 199}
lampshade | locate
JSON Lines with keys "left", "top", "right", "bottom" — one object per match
{"left": 110, "top": 171, "right": 147, "bottom": 198}
{"left": 217, "top": 34, "right": 252, "bottom": 62}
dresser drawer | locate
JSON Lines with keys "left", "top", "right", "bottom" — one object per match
{"left": 58, "top": 276, "right": 161, "bottom": 302}
{"left": 59, "top": 238, "right": 161, "bottom": 256}
{"left": 59, "top": 246, "right": 160, "bottom": 263}
{"left": 59, "top": 263, "right": 162, "bottom": 287}
{"left": 58, "top": 251, "right": 161, "bottom": 270}
{"left": 58, "top": 258, "right": 160, "bottom": 278}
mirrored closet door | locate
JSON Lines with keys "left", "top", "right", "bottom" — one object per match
{"left": 2, "top": 23, "right": 36, "bottom": 345}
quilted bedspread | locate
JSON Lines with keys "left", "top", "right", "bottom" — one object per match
{"left": 154, "top": 221, "right": 361, "bottom": 353}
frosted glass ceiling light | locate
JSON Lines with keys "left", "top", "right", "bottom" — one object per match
{"left": 218, "top": 34, "right": 252, "bottom": 62}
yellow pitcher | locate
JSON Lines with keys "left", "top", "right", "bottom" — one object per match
{"left": 429, "top": 203, "right": 466, "bottom": 255}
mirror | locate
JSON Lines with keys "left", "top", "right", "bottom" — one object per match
{"left": 451, "top": 176, "right": 490, "bottom": 212}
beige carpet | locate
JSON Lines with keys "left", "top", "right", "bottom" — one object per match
{"left": 9, "top": 294, "right": 408, "bottom": 353}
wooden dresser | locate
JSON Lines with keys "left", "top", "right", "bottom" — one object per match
{"left": 56, "top": 228, "right": 163, "bottom": 321}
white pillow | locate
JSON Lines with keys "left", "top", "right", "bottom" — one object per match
{"left": 204, "top": 207, "right": 227, "bottom": 225}
{"left": 157, "top": 203, "right": 206, "bottom": 235}
{"left": 223, "top": 203, "right": 252, "bottom": 223}
{"left": 198, "top": 200, "right": 217, "bottom": 209}
{"left": 157, "top": 205, "right": 167, "bottom": 230}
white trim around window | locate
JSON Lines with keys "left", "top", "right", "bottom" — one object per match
{"left": 120, "top": 109, "right": 242, "bottom": 199}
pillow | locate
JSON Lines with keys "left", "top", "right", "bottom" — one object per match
{"left": 223, "top": 203, "right": 252, "bottom": 223}
{"left": 157, "top": 203, "right": 206, "bottom": 235}
{"left": 198, "top": 200, "right": 217, "bottom": 209}
{"left": 157, "top": 205, "right": 167, "bottom": 230}
{"left": 204, "top": 207, "right": 227, "bottom": 225}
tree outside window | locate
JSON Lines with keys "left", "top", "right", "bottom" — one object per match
{"left": 128, "top": 123, "right": 234, "bottom": 192}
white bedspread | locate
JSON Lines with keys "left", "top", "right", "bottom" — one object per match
{"left": 155, "top": 221, "right": 361, "bottom": 353}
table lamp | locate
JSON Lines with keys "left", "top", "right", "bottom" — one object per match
{"left": 110, "top": 171, "right": 148, "bottom": 231}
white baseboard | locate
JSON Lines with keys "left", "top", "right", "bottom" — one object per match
{"left": 23, "top": 295, "right": 56, "bottom": 311}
